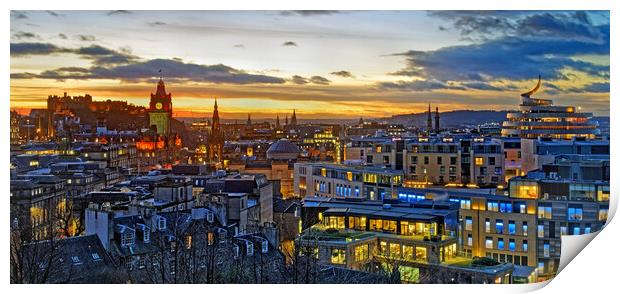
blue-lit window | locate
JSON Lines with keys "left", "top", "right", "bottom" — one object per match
{"left": 497, "top": 238, "right": 504, "bottom": 250}
{"left": 522, "top": 222, "right": 528, "bottom": 236}
{"left": 499, "top": 202, "right": 512, "bottom": 213}
{"left": 509, "top": 239, "right": 515, "bottom": 251}
{"left": 398, "top": 193, "right": 407, "bottom": 201}
{"left": 487, "top": 202, "right": 499, "bottom": 212}
{"left": 522, "top": 240, "right": 528, "bottom": 252}
{"left": 585, "top": 227, "right": 591, "bottom": 234}
{"left": 543, "top": 243, "right": 550, "bottom": 257}
{"left": 573, "top": 227, "right": 581, "bottom": 235}
{"left": 508, "top": 221, "right": 516, "bottom": 235}
{"left": 568, "top": 207, "right": 583, "bottom": 221}
{"left": 495, "top": 220, "right": 504, "bottom": 234}
{"left": 461, "top": 199, "right": 471, "bottom": 210}
{"left": 355, "top": 187, "right": 360, "bottom": 197}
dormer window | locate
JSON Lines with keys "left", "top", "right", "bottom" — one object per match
{"left": 158, "top": 217, "right": 166, "bottom": 230}
{"left": 71, "top": 256, "right": 82, "bottom": 265}
{"left": 121, "top": 230, "right": 135, "bottom": 247}
{"left": 247, "top": 242, "right": 254, "bottom": 256}
{"left": 233, "top": 245, "right": 240, "bottom": 259}
{"left": 261, "top": 240, "right": 268, "bottom": 253}
{"left": 91, "top": 253, "right": 102, "bottom": 261}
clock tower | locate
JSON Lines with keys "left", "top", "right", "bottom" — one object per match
{"left": 148, "top": 78, "right": 172, "bottom": 135}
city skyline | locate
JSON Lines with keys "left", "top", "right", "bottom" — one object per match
{"left": 10, "top": 10, "right": 610, "bottom": 119}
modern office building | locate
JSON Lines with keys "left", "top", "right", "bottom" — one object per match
{"left": 397, "top": 187, "right": 538, "bottom": 269}
{"left": 520, "top": 137, "right": 609, "bottom": 174}
{"left": 501, "top": 76, "right": 600, "bottom": 139}
{"left": 293, "top": 163, "right": 403, "bottom": 201}
{"left": 403, "top": 136, "right": 504, "bottom": 187}
{"left": 297, "top": 197, "right": 516, "bottom": 283}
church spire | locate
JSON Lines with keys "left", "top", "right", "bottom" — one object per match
{"left": 211, "top": 98, "right": 220, "bottom": 132}
{"left": 435, "top": 106, "right": 440, "bottom": 132}
{"left": 291, "top": 109, "right": 297, "bottom": 126}
{"left": 427, "top": 104, "right": 432, "bottom": 132}
{"left": 276, "top": 115, "right": 281, "bottom": 128}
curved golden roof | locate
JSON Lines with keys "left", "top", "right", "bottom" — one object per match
{"left": 521, "top": 75, "right": 541, "bottom": 98}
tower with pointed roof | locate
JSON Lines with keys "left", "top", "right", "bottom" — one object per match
{"left": 275, "top": 115, "right": 281, "bottom": 128}
{"left": 291, "top": 109, "right": 297, "bottom": 126}
{"left": 426, "top": 104, "right": 432, "bottom": 132}
{"left": 208, "top": 98, "right": 224, "bottom": 162}
{"left": 148, "top": 76, "right": 173, "bottom": 135}
{"left": 435, "top": 106, "right": 440, "bottom": 132}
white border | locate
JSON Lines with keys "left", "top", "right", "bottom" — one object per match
{"left": 2, "top": 1, "right": 617, "bottom": 293}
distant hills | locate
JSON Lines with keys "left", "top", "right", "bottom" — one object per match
{"left": 378, "top": 110, "right": 510, "bottom": 128}
{"left": 376, "top": 110, "right": 609, "bottom": 132}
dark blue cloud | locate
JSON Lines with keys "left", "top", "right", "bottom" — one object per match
{"left": 11, "top": 42, "right": 138, "bottom": 65}
{"left": 378, "top": 80, "right": 465, "bottom": 91}
{"left": 390, "top": 11, "right": 609, "bottom": 95}
{"left": 12, "top": 58, "right": 286, "bottom": 85}
{"left": 10, "top": 42, "right": 68, "bottom": 56}
{"left": 567, "top": 82, "right": 610, "bottom": 93}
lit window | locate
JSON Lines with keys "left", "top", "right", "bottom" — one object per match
{"left": 497, "top": 238, "right": 505, "bottom": 250}
{"left": 331, "top": 249, "right": 346, "bottom": 264}
{"left": 475, "top": 157, "right": 484, "bottom": 165}
{"left": 543, "top": 242, "right": 550, "bottom": 257}
{"left": 495, "top": 220, "right": 504, "bottom": 234}
{"left": 485, "top": 237, "right": 493, "bottom": 249}
{"left": 599, "top": 208, "right": 609, "bottom": 221}
{"left": 568, "top": 207, "right": 583, "bottom": 221}
{"left": 522, "top": 240, "right": 528, "bottom": 252}
{"left": 467, "top": 234, "right": 473, "bottom": 247}
{"left": 354, "top": 245, "right": 369, "bottom": 262}
{"left": 522, "top": 222, "right": 528, "bottom": 236}
{"left": 508, "top": 221, "right": 516, "bottom": 235}
{"left": 509, "top": 239, "right": 516, "bottom": 251}
{"left": 537, "top": 225, "right": 545, "bottom": 238}
{"left": 538, "top": 262, "right": 545, "bottom": 273}
{"left": 537, "top": 205, "right": 552, "bottom": 219}
{"left": 465, "top": 217, "right": 473, "bottom": 231}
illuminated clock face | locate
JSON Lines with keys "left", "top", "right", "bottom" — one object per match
{"left": 155, "top": 102, "right": 163, "bottom": 110}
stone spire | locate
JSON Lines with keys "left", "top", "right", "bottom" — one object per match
{"left": 435, "top": 106, "right": 440, "bottom": 132}
{"left": 211, "top": 98, "right": 220, "bottom": 133}
{"left": 427, "top": 104, "right": 432, "bottom": 131}
{"left": 291, "top": 109, "right": 297, "bottom": 126}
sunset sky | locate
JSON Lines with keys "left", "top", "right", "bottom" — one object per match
{"left": 10, "top": 10, "right": 610, "bottom": 119}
